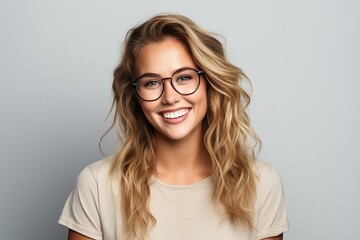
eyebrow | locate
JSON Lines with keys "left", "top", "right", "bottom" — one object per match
{"left": 135, "top": 66, "right": 197, "bottom": 80}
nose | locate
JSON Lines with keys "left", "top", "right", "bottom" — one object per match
{"left": 161, "top": 79, "right": 180, "bottom": 105}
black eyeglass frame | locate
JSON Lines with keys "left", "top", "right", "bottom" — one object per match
{"left": 132, "top": 67, "right": 204, "bottom": 101}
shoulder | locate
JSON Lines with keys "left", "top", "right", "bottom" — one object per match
{"left": 252, "top": 160, "right": 282, "bottom": 185}
{"left": 251, "top": 160, "right": 289, "bottom": 238}
{"left": 86, "top": 157, "right": 114, "bottom": 178}
{"left": 252, "top": 160, "right": 286, "bottom": 206}
{"left": 59, "top": 157, "right": 115, "bottom": 239}
{"left": 75, "top": 156, "right": 115, "bottom": 191}
{"left": 252, "top": 160, "right": 275, "bottom": 175}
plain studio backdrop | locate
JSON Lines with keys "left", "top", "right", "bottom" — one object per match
{"left": 1, "top": 0, "right": 359, "bottom": 239}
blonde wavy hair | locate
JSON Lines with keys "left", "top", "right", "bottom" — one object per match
{"left": 105, "top": 13, "right": 261, "bottom": 240}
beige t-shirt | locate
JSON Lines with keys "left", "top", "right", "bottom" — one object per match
{"left": 59, "top": 158, "right": 288, "bottom": 240}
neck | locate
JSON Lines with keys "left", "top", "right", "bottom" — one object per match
{"left": 153, "top": 129, "right": 211, "bottom": 185}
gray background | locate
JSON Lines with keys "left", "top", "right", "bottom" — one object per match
{"left": 1, "top": 0, "right": 359, "bottom": 239}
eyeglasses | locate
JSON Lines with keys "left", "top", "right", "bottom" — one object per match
{"left": 132, "top": 67, "right": 204, "bottom": 101}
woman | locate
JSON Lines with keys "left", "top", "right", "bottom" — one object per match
{"left": 59, "top": 14, "right": 289, "bottom": 240}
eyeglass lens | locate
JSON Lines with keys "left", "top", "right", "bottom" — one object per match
{"left": 136, "top": 68, "right": 201, "bottom": 101}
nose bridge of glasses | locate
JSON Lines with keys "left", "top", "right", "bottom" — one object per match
{"left": 161, "top": 77, "right": 177, "bottom": 93}
{"left": 160, "top": 77, "right": 172, "bottom": 83}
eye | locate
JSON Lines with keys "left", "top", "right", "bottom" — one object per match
{"left": 141, "top": 78, "right": 162, "bottom": 89}
{"left": 176, "top": 74, "right": 193, "bottom": 83}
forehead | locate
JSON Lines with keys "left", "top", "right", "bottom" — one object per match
{"left": 135, "top": 37, "right": 196, "bottom": 76}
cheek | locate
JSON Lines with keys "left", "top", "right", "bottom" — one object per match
{"left": 192, "top": 83, "right": 208, "bottom": 115}
{"left": 201, "top": 97, "right": 208, "bottom": 117}
{"left": 139, "top": 101, "right": 157, "bottom": 121}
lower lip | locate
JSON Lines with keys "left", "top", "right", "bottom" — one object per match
{"left": 160, "top": 109, "right": 191, "bottom": 124}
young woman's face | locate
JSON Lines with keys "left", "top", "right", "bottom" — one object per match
{"left": 135, "top": 37, "right": 207, "bottom": 142}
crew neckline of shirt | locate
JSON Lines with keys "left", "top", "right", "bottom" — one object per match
{"left": 151, "top": 175, "right": 213, "bottom": 190}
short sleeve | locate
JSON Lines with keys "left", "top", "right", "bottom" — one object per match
{"left": 255, "top": 165, "right": 289, "bottom": 239}
{"left": 58, "top": 167, "right": 103, "bottom": 239}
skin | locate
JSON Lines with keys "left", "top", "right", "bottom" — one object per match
{"left": 67, "top": 37, "right": 284, "bottom": 240}
{"left": 68, "top": 230, "right": 92, "bottom": 240}
{"left": 136, "top": 37, "right": 210, "bottom": 185}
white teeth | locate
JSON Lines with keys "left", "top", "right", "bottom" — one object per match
{"left": 162, "top": 109, "right": 189, "bottom": 119}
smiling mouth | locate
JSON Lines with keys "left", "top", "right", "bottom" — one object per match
{"left": 161, "top": 108, "right": 190, "bottom": 119}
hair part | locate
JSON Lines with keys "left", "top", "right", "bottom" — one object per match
{"left": 103, "top": 13, "right": 261, "bottom": 239}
